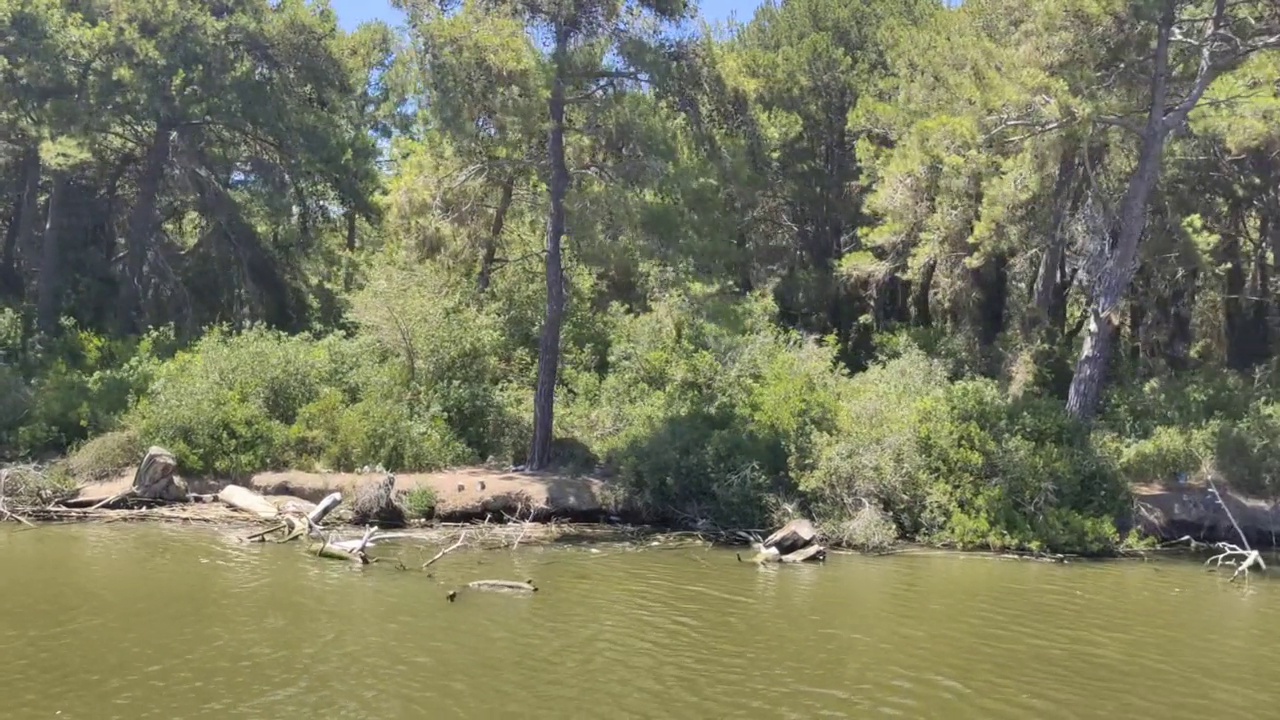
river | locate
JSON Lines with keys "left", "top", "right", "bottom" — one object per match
{"left": 0, "top": 524, "right": 1276, "bottom": 719}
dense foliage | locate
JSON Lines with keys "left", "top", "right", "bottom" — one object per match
{"left": 2, "top": 0, "right": 1279, "bottom": 553}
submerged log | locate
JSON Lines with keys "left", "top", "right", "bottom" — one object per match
{"left": 762, "top": 518, "right": 817, "bottom": 555}
{"left": 467, "top": 579, "right": 537, "bottom": 593}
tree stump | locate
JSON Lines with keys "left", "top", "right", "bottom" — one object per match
{"left": 350, "top": 474, "right": 406, "bottom": 528}
{"left": 132, "top": 447, "right": 187, "bottom": 502}
{"left": 762, "top": 518, "right": 817, "bottom": 555}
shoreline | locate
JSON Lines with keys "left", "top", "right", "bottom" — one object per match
{"left": 7, "top": 463, "right": 1280, "bottom": 555}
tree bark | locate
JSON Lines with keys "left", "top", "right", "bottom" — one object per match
{"left": 478, "top": 176, "right": 515, "bottom": 292}
{"left": 116, "top": 122, "right": 173, "bottom": 335}
{"left": 528, "top": 30, "right": 571, "bottom": 471}
{"left": 1066, "top": 4, "right": 1177, "bottom": 421}
{"left": 913, "top": 256, "right": 936, "bottom": 326}
{"left": 345, "top": 207, "right": 358, "bottom": 252}
{"left": 1027, "top": 149, "right": 1083, "bottom": 340}
{"left": 36, "top": 174, "right": 67, "bottom": 334}
{"left": 2, "top": 146, "right": 41, "bottom": 302}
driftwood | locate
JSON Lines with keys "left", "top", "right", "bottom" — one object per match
{"left": 779, "top": 544, "right": 827, "bottom": 563}
{"left": 1164, "top": 477, "right": 1269, "bottom": 583}
{"left": 762, "top": 518, "right": 817, "bottom": 555}
{"left": 466, "top": 579, "right": 537, "bottom": 593}
{"left": 422, "top": 532, "right": 468, "bottom": 569}
{"left": 219, "top": 485, "right": 279, "bottom": 518}
{"left": 744, "top": 518, "right": 826, "bottom": 564}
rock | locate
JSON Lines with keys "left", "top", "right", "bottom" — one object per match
{"left": 762, "top": 518, "right": 817, "bottom": 555}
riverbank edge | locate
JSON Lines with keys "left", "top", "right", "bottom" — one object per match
{"left": 9, "top": 465, "right": 1280, "bottom": 553}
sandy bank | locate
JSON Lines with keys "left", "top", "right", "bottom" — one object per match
{"left": 76, "top": 467, "right": 613, "bottom": 522}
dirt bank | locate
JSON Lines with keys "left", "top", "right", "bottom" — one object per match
{"left": 1131, "top": 481, "right": 1280, "bottom": 546}
{"left": 75, "top": 467, "right": 613, "bottom": 522}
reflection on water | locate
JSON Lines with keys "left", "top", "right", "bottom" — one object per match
{"left": 1, "top": 525, "right": 1277, "bottom": 719}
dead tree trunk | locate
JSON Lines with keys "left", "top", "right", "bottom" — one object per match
{"left": 528, "top": 28, "right": 571, "bottom": 471}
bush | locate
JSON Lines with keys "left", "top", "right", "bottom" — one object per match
{"left": 0, "top": 318, "right": 158, "bottom": 460}
{"left": 403, "top": 486, "right": 438, "bottom": 519}
{"left": 67, "top": 430, "right": 144, "bottom": 482}
{"left": 564, "top": 289, "right": 843, "bottom": 528}
{"left": 800, "top": 349, "right": 1127, "bottom": 554}
{"left": 126, "top": 327, "right": 473, "bottom": 476}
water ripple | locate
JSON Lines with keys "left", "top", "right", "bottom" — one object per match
{"left": 2, "top": 526, "right": 1280, "bottom": 720}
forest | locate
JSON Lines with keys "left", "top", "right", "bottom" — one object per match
{"left": 2, "top": 0, "right": 1279, "bottom": 553}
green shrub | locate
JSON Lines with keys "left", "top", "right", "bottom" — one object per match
{"left": 67, "top": 429, "right": 144, "bottom": 482}
{"left": 565, "top": 289, "right": 841, "bottom": 527}
{"left": 402, "top": 486, "right": 438, "bottom": 519}
{"left": 800, "top": 348, "right": 1126, "bottom": 554}
{"left": 0, "top": 318, "right": 157, "bottom": 460}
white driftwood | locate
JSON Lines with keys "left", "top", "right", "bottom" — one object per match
{"left": 308, "top": 492, "right": 342, "bottom": 525}
{"left": 422, "top": 532, "right": 467, "bottom": 569}
{"left": 218, "top": 485, "right": 279, "bottom": 518}
{"left": 327, "top": 531, "right": 420, "bottom": 552}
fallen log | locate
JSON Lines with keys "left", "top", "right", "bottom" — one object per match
{"left": 218, "top": 485, "right": 279, "bottom": 518}
{"left": 779, "top": 544, "right": 827, "bottom": 563}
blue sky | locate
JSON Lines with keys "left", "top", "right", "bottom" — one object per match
{"left": 329, "top": 0, "right": 767, "bottom": 31}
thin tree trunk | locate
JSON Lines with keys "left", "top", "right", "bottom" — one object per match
{"left": 913, "top": 256, "right": 936, "bottom": 326}
{"left": 478, "top": 176, "right": 515, "bottom": 292}
{"left": 1224, "top": 231, "right": 1249, "bottom": 370}
{"left": 345, "top": 208, "right": 358, "bottom": 252}
{"left": 528, "top": 31, "right": 571, "bottom": 470}
{"left": 116, "top": 122, "right": 172, "bottom": 335}
{"left": 36, "top": 175, "right": 67, "bottom": 334}
{"left": 1027, "top": 150, "right": 1079, "bottom": 340}
{"left": 2, "top": 146, "right": 41, "bottom": 301}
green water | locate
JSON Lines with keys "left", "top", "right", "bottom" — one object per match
{"left": 1, "top": 525, "right": 1278, "bottom": 719}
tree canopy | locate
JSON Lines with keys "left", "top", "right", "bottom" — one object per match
{"left": 3, "top": 0, "right": 1280, "bottom": 552}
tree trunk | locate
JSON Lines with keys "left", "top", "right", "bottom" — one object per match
{"left": 36, "top": 175, "right": 67, "bottom": 335}
{"left": 2, "top": 146, "right": 41, "bottom": 302}
{"left": 1224, "top": 231, "right": 1249, "bottom": 370}
{"left": 345, "top": 208, "right": 358, "bottom": 252}
{"left": 528, "top": 31, "right": 571, "bottom": 471}
{"left": 1027, "top": 149, "right": 1081, "bottom": 340}
{"left": 1065, "top": 6, "right": 1178, "bottom": 421}
{"left": 913, "top": 256, "right": 936, "bottom": 326}
{"left": 478, "top": 176, "right": 515, "bottom": 292}
{"left": 116, "top": 122, "right": 173, "bottom": 335}
{"left": 974, "top": 253, "right": 1009, "bottom": 347}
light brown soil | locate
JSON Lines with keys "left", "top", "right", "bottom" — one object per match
{"left": 76, "top": 466, "right": 611, "bottom": 520}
